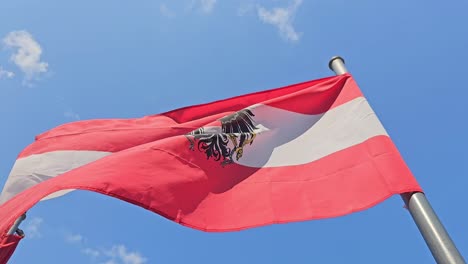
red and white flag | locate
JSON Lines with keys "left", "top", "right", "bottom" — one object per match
{"left": 0, "top": 74, "right": 421, "bottom": 236}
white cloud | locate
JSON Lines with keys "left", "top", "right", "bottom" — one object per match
{"left": 64, "top": 232, "right": 147, "bottom": 264}
{"left": 23, "top": 217, "right": 43, "bottom": 238}
{"left": 189, "top": 0, "right": 216, "bottom": 14}
{"left": 3, "top": 30, "right": 48, "bottom": 81}
{"left": 64, "top": 110, "right": 81, "bottom": 120}
{"left": 160, "top": 4, "right": 175, "bottom": 18}
{"left": 257, "top": 0, "right": 303, "bottom": 42}
{"left": 82, "top": 247, "right": 101, "bottom": 258}
{"left": 0, "top": 66, "right": 14, "bottom": 79}
{"left": 104, "top": 245, "right": 147, "bottom": 264}
{"left": 65, "top": 233, "right": 84, "bottom": 243}
{"left": 200, "top": 0, "right": 216, "bottom": 13}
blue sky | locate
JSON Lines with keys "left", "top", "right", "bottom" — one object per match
{"left": 1, "top": 0, "right": 467, "bottom": 263}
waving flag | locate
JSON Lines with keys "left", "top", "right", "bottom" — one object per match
{"left": 0, "top": 74, "right": 421, "bottom": 238}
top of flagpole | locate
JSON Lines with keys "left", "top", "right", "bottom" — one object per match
{"left": 328, "top": 56, "right": 348, "bottom": 75}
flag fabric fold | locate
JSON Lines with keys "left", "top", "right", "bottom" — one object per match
{"left": 0, "top": 234, "right": 23, "bottom": 264}
{"left": 0, "top": 74, "right": 421, "bottom": 237}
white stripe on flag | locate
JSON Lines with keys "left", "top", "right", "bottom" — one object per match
{"left": 237, "top": 97, "right": 388, "bottom": 167}
{"left": 0, "top": 151, "right": 110, "bottom": 204}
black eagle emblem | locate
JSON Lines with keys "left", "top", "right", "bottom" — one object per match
{"left": 186, "top": 109, "right": 258, "bottom": 166}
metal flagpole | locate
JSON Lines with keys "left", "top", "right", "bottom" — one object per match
{"left": 328, "top": 56, "right": 465, "bottom": 264}
{"left": 7, "top": 213, "right": 26, "bottom": 236}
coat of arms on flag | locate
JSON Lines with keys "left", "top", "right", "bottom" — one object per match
{"left": 186, "top": 109, "right": 259, "bottom": 166}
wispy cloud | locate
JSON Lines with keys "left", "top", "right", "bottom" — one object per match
{"left": 2, "top": 30, "right": 48, "bottom": 82}
{"left": 189, "top": 0, "right": 217, "bottom": 14}
{"left": 200, "top": 0, "right": 217, "bottom": 13}
{"left": 23, "top": 217, "right": 43, "bottom": 238}
{"left": 64, "top": 232, "right": 147, "bottom": 264}
{"left": 0, "top": 66, "right": 14, "bottom": 79}
{"left": 82, "top": 247, "right": 100, "bottom": 258}
{"left": 65, "top": 233, "right": 84, "bottom": 243}
{"left": 104, "top": 245, "right": 147, "bottom": 264}
{"left": 257, "top": 0, "right": 303, "bottom": 42}
{"left": 64, "top": 110, "right": 81, "bottom": 120}
{"left": 160, "top": 4, "right": 175, "bottom": 18}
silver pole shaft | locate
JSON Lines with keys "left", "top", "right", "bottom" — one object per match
{"left": 402, "top": 193, "right": 465, "bottom": 263}
{"left": 7, "top": 213, "right": 26, "bottom": 235}
{"left": 328, "top": 56, "right": 466, "bottom": 264}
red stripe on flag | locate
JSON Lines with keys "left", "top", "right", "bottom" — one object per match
{"left": 18, "top": 113, "right": 226, "bottom": 158}
{"left": 0, "top": 234, "right": 22, "bottom": 264}
{"left": 162, "top": 74, "right": 357, "bottom": 122}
